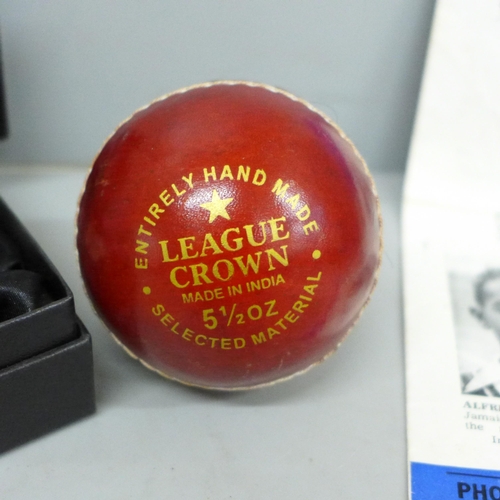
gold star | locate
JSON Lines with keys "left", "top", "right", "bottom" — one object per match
{"left": 200, "top": 189, "right": 234, "bottom": 223}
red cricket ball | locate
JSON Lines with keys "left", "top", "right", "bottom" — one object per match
{"left": 77, "top": 81, "right": 382, "bottom": 390}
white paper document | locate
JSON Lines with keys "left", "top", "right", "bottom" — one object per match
{"left": 403, "top": 0, "right": 500, "bottom": 498}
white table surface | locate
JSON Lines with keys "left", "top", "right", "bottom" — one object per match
{"left": 0, "top": 167, "right": 405, "bottom": 500}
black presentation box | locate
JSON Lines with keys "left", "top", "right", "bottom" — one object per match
{"left": 0, "top": 197, "right": 95, "bottom": 454}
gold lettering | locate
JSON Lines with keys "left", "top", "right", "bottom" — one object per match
{"left": 182, "top": 173, "right": 194, "bottom": 189}
{"left": 267, "top": 328, "right": 280, "bottom": 339}
{"left": 152, "top": 304, "right": 165, "bottom": 316}
{"left": 137, "top": 225, "right": 152, "bottom": 236}
{"left": 159, "top": 240, "right": 180, "bottom": 262}
{"left": 160, "top": 313, "right": 174, "bottom": 326}
{"left": 212, "top": 259, "right": 234, "bottom": 281}
{"left": 172, "top": 183, "right": 186, "bottom": 197}
{"left": 220, "top": 227, "right": 243, "bottom": 251}
{"left": 265, "top": 245, "right": 289, "bottom": 270}
{"left": 271, "top": 178, "right": 290, "bottom": 199}
{"left": 159, "top": 190, "right": 174, "bottom": 207}
{"left": 285, "top": 193, "right": 301, "bottom": 210}
{"left": 267, "top": 216, "right": 289, "bottom": 242}
{"left": 149, "top": 203, "right": 165, "bottom": 219}
{"left": 196, "top": 334, "right": 207, "bottom": 346}
{"left": 179, "top": 236, "right": 199, "bottom": 260}
{"left": 204, "top": 166, "right": 217, "bottom": 182}
{"left": 307, "top": 272, "right": 322, "bottom": 282}
{"left": 265, "top": 299, "right": 279, "bottom": 317}
{"left": 252, "top": 169, "right": 266, "bottom": 186}
{"left": 244, "top": 222, "right": 267, "bottom": 246}
{"left": 135, "top": 257, "right": 148, "bottom": 269}
{"left": 201, "top": 233, "right": 223, "bottom": 257}
{"left": 303, "top": 284, "right": 318, "bottom": 295}
{"left": 234, "top": 338, "right": 245, "bottom": 349}
{"left": 190, "top": 263, "right": 214, "bottom": 286}
{"left": 170, "top": 266, "right": 190, "bottom": 288}
{"left": 292, "top": 300, "right": 309, "bottom": 313}
{"left": 303, "top": 220, "right": 319, "bottom": 235}
{"left": 251, "top": 332, "right": 267, "bottom": 345}
{"left": 237, "top": 165, "right": 250, "bottom": 182}
{"left": 234, "top": 252, "right": 262, "bottom": 276}
{"left": 296, "top": 204, "right": 311, "bottom": 221}
{"left": 276, "top": 274, "right": 285, "bottom": 285}
{"left": 135, "top": 240, "right": 149, "bottom": 255}
{"left": 182, "top": 328, "right": 194, "bottom": 341}
{"left": 220, "top": 164, "right": 234, "bottom": 181}
{"left": 275, "top": 318, "right": 287, "bottom": 330}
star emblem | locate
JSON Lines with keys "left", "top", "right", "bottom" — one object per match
{"left": 200, "top": 189, "right": 234, "bottom": 223}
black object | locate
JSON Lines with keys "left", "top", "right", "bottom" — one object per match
{"left": 0, "top": 32, "right": 7, "bottom": 139}
{"left": 0, "top": 197, "right": 95, "bottom": 454}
